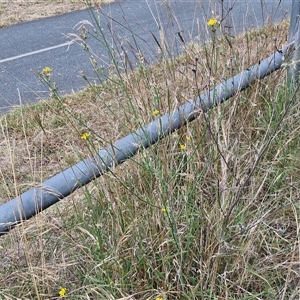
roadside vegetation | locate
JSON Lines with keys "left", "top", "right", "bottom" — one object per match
{"left": 0, "top": 1, "right": 299, "bottom": 299}
{"left": 0, "top": 0, "right": 112, "bottom": 28}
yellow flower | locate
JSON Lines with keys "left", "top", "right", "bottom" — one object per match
{"left": 207, "top": 18, "right": 218, "bottom": 26}
{"left": 81, "top": 132, "right": 90, "bottom": 140}
{"left": 180, "top": 144, "right": 186, "bottom": 150}
{"left": 152, "top": 109, "right": 159, "bottom": 116}
{"left": 110, "top": 280, "right": 114, "bottom": 285}
{"left": 156, "top": 298, "right": 164, "bottom": 300}
{"left": 161, "top": 207, "right": 167, "bottom": 213}
{"left": 186, "top": 135, "right": 191, "bottom": 141}
{"left": 42, "top": 66, "right": 52, "bottom": 74}
{"left": 58, "top": 288, "right": 66, "bottom": 297}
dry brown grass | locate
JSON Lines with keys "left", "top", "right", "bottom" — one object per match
{"left": 0, "top": 20, "right": 290, "bottom": 201}
{"left": 0, "top": 17, "right": 299, "bottom": 299}
{"left": 0, "top": 0, "right": 114, "bottom": 28}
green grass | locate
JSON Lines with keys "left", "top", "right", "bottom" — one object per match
{"left": 0, "top": 4, "right": 299, "bottom": 300}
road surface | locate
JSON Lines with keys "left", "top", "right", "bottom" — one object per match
{"left": 0, "top": 0, "right": 292, "bottom": 113}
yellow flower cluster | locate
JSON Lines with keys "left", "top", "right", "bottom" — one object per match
{"left": 81, "top": 132, "right": 90, "bottom": 140}
{"left": 58, "top": 288, "right": 66, "bottom": 297}
{"left": 42, "top": 66, "right": 52, "bottom": 74}
{"left": 180, "top": 144, "right": 186, "bottom": 151}
{"left": 179, "top": 135, "right": 192, "bottom": 151}
{"left": 152, "top": 109, "right": 160, "bottom": 116}
{"left": 207, "top": 18, "right": 218, "bottom": 26}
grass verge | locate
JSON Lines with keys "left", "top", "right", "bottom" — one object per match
{"left": 0, "top": 5, "right": 299, "bottom": 300}
{"left": 0, "top": 0, "right": 113, "bottom": 28}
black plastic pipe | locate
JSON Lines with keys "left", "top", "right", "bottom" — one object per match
{"left": 0, "top": 41, "right": 295, "bottom": 235}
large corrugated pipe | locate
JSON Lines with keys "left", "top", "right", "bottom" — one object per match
{"left": 0, "top": 41, "right": 295, "bottom": 235}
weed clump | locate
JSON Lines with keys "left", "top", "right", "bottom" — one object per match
{"left": 0, "top": 2, "right": 298, "bottom": 300}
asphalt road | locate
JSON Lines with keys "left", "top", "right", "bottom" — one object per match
{"left": 0, "top": 0, "right": 293, "bottom": 113}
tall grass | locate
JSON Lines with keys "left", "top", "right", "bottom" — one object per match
{"left": 0, "top": 1, "right": 299, "bottom": 299}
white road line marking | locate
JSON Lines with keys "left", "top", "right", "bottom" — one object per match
{"left": 0, "top": 41, "right": 73, "bottom": 64}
